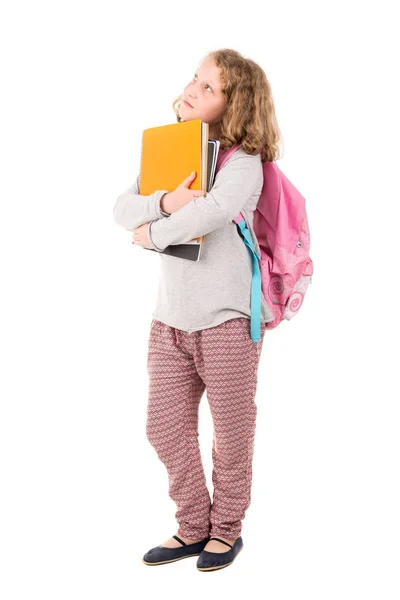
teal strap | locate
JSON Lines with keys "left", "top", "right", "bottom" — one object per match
{"left": 236, "top": 220, "right": 262, "bottom": 342}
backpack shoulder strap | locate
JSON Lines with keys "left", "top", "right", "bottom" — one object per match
{"left": 215, "top": 143, "right": 242, "bottom": 173}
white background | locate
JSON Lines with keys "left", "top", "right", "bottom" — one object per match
{"left": 1, "top": 0, "right": 399, "bottom": 598}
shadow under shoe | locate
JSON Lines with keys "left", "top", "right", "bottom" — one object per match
{"left": 196, "top": 536, "right": 244, "bottom": 571}
{"left": 142, "top": 535, "right": 210, "bottom": 566}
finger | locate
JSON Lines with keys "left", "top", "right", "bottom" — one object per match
{"left": 181, "top": 171, "right": 196, "bottom": 187}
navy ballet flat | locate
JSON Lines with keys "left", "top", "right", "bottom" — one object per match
{"left": 142, "top": 534, "right": 210, "bottom": 566}
{"left": 196, "top": 536, "right": 244, "bottom": 571}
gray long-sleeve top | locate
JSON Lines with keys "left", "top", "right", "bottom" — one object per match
{"left": 113, "top": 146, "right": 274, "bottom": 332}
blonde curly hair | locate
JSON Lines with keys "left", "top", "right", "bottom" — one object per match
{"left": 172, "top": 48, "right": 283, "bottom": 163}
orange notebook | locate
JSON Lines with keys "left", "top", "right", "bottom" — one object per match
{"left": 139, "top": 119, "right": 210, "bottom": 261}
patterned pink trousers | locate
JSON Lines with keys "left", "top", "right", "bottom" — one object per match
{"left": 146, "top": 317, "right": 266, "bottom": 540}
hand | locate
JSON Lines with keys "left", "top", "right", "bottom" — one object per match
{"left": 132, "top": 222, "right": 152, "bottom": 248}
{"left": 162, "top": 171, "right": 206, "bottom": 214}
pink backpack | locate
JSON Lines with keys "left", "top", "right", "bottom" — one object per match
{"left": 216, "top": 143, "right": 314, "bottom": 341}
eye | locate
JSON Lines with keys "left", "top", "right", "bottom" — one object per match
{"left": 192, "top": 74, "right": 212, "bottom": 92}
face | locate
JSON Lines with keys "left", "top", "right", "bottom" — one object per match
{"left": 179, "top": 57, "right": 228, "bottom": 131}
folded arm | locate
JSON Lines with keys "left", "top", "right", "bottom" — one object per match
{"left": 113, "top": 173, "right": 171, "bottom": 231}
{"left": 147, "top": 152, "right": 263, "bottom": 252}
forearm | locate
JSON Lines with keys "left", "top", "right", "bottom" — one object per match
{"left": 148, "top": 198, "right": 230, "bottom": 250}
{"left": 113, "top": 174, "right": 170, "bottom": 231}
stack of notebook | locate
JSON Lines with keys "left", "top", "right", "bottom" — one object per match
{"left": 139, "top": 119, "right": 220, "bottom": 261}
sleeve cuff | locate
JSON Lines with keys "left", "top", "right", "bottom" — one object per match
{"left": 147, "top": 220, "right": 165, "bottom": 252}
{"left": 154, "top": 191, "right": 171, "bottom": 219}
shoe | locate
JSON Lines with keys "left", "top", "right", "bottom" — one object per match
{"left": 142, "top": 534, "right": 210, "bottom": 566}
{"left": 196, "top": 536, "right": 244, "bottom": 571}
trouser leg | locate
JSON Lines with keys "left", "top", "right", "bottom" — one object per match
{"left": 193, "top": 318, "right": 266, "bottom": 539}
{"left": 146, "top": 319, "right": 211, "bottom": 539}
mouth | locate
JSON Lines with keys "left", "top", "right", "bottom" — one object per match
{"left": 183, "top": 99, "right": 193, "bottom": 108}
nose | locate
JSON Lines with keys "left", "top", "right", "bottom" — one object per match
{"left": 186, "top": 82, "right": 197, "bottom": 100}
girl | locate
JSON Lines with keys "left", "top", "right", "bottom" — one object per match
{"left": 114, "top": 48, "right": 282, "bottom": 571}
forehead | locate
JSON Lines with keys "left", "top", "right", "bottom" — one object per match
{"left": 195, "top": 59, "right": 221, "bottom": 86}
